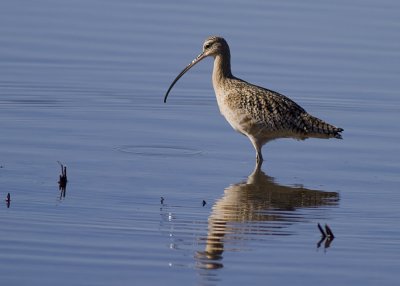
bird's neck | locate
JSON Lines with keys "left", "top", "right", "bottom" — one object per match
{"left": 212, "top": 53, "right": 233, "bottom": 89}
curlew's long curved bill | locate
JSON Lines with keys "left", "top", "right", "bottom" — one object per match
{"left": 164, "top": 52, "right": 207, "bottom": 103}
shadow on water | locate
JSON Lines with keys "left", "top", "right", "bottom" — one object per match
{"left": 196, "top": 165, "right": 339, "bottom": 270}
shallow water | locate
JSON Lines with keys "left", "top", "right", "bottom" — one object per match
{"left": 1, "top": 0, "right": 399, "bottom": 285}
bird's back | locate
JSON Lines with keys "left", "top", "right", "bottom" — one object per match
{"left": 219, "top": 78, "right": 343, "bottom": 142}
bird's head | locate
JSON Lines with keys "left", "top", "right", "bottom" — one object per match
{"left": 163, "top": 36, "right": 229, "bottom": 103}
{"left": 201, "top": 36, "right": 229, "bottom": 57}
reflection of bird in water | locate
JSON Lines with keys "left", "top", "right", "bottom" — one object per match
{"left": 196, "top": 165, "right": 339, "bottom": 269}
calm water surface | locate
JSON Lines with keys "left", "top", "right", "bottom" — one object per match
{"left": 0, "top": 0, "right": 399, "bottom": 285}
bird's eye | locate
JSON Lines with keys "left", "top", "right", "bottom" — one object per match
{"left": 204, "top": 43, "right": 211, "bottom": 49}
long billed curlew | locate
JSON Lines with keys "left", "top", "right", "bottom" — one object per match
{"left": 164, "top": 36, "right": 343, "bottom": 167}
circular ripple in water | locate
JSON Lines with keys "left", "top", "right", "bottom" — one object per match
{"left": 115, "top": 145, "right": 202, "bottom": 157}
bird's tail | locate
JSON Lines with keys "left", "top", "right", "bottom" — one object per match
{"left": 300, "top": 113, "right": 343, "bottom": 139}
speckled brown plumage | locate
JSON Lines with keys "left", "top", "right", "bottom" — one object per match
{"left": 222, "top": 79, "right": 343, "bottom": 139}
{"left": 164, "top": 36, "right": 343, "bottom": 166}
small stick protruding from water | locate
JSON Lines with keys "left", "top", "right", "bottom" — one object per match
{"left": 202, "top": 200, "right": 207, "bottom": 207}
{"left": 317, "top": 223, "right": 335, "bottom": 249}
{"left": 160, "top": 197, "right": 164, "bottom": 204}
{"left": 57, "top": 161, "right": 68, "bottom": 197}
{"left": 325, "top": 224, "right": 335, "bottom": 238}
{"left": 57, "top": 161, "right": 68, "bottom": 183}
{"left": 5, "top": 193, "right": 11, "bottom": 208}
{"left": 317, "top": 223, "right": 326, "bottom": 238}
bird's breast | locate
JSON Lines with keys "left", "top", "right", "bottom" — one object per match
{"left": 214, "top": 88, "right": 253, "bottom": 135}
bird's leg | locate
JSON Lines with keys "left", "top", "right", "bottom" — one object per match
{"left": 250, "top": 137, "right": 263, "bottom": 167}
{"left": 256, "top": 151, "right": 263, "bottom": 167}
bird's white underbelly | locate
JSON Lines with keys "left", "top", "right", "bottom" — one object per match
{"left": 222, "top": 109, "right": 243, "bottom": 133}
{"left": 216, "top": 94, "right": 248, "bottom": 135}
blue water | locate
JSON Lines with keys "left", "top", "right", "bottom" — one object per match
{"left": 0, "top": 0, "right": 399, "bottom": 285}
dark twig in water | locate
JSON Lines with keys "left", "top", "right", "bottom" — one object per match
{"left": 202, "top": 200, "right": 207, "bottom": 207}
{"left": 57, "top": 161, "right": 68, "bottom": 198}
{"left": 325, "top": 224, "right": 335, "bottom": 238}
{"left": 317, "top": 223, "right": 326, "bottom": 238}
{"left": 5, "top": 193, "right": 11, "bottom": 208}
{"left": 160, "top": 197, "right": 164, "bottom": 204}
{"left": 317, "top": 223, "right": 335, "bottom": 250}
